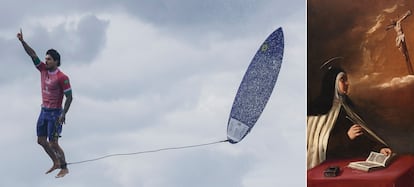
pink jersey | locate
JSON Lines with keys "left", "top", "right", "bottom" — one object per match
{"left": 36, "top": 62, "right": 72, "bottom": 109}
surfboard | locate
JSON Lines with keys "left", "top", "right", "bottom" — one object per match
{"left": 227, "top": 27, "right": 284, "bottom": 144}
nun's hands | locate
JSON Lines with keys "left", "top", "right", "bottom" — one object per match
{"left": 347, "top": 124, "right": 363, "bottom": 140}
{"left": 380, "top": 148, "right": 392, "bottom": 156}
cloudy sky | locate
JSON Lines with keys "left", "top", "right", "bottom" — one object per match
{"left": 0, "top": 1, "right": 305, "bottom": 186}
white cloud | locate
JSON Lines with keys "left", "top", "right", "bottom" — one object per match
{"left": 376, "top": 75, "right": 414, "bottom": 89}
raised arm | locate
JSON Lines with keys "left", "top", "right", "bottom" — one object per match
{"left": 398, "top": 10, "right": 412, "bottom": 23}
{"left": 17, "top": 28, "right": 40, "bottom": 64}
{"left": 385, "top": 23, "right": 395, "bottom": 31}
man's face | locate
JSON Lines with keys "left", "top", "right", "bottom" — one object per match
{"left": 45, "top": 54, "right": 58, "bottom": 70}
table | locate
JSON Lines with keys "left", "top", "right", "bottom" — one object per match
{"left": 307, "top": 155, "right": 414, "bottom": 187}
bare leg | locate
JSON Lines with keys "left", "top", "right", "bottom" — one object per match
{"left": 49, "top": 140, "right": 69, "bottom": 178}
{"left": 37, "top": 137, "right": 60, "bottom": 174}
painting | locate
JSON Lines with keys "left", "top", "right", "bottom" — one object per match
{"left": 308, "top": 0, "right": 414, "bottom": 158}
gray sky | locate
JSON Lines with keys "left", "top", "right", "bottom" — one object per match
{"left": 0, "top": 1, "right": 305, "bottom": 186}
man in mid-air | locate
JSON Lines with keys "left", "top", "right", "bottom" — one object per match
{"left": 17, "top": 29, "right": 73, "bottom": 178}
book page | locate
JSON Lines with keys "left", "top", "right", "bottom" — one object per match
{"left": 366, "top": 152, "right": 388, "bottom": 166}
{"left": 354, "top": 162, "right": 382, "bottom": 168}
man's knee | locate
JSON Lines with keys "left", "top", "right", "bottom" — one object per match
{"left": 49, "top": 141, "right": 59, "bottom": 149}
{"left": 37, "top": 137, "right": 48, "bottom": 147}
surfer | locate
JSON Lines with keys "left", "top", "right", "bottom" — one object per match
{"left": 17, "top": 29, "right": 73, "bottom": 178}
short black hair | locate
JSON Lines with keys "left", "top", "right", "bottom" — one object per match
{"left": 46, "top": 49, "right": 61, "bottom": 66}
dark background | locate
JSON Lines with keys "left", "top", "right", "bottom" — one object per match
{"left": 308, "top": 0, "right": 414, "bottom": 153}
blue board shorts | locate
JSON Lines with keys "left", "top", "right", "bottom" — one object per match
{"left": 36, "top": 107, "right": 63, "bottom": 140}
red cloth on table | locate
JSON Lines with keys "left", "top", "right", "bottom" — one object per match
{"left": 307, "top": 155, "right": 414, "bottom": 187}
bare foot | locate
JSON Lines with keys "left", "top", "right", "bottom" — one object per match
{"left": 45, "top": 164, "right": 60, "bottom": 174}
{"left": 55, "top": 168, "right": 69, "bottom": 178}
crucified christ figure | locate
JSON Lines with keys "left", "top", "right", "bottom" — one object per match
{"left": 386, "top": 10, "right": 414, "bottom": 75}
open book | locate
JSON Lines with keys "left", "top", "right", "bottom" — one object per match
{"left": 347, "top": 151, "right": 396, "bottom": 172}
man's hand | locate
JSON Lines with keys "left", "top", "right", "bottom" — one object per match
{"left": 17, "top": 28, "right": 39, "bottom": 60}
{"left": 58, "top": 113, "right": 66, "bottom": 125}
{"left": 17, "top": 28, "right": 23, "bottom": 41}
{"left": 347, "top": 124, "right": 364, "bottom": 140}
